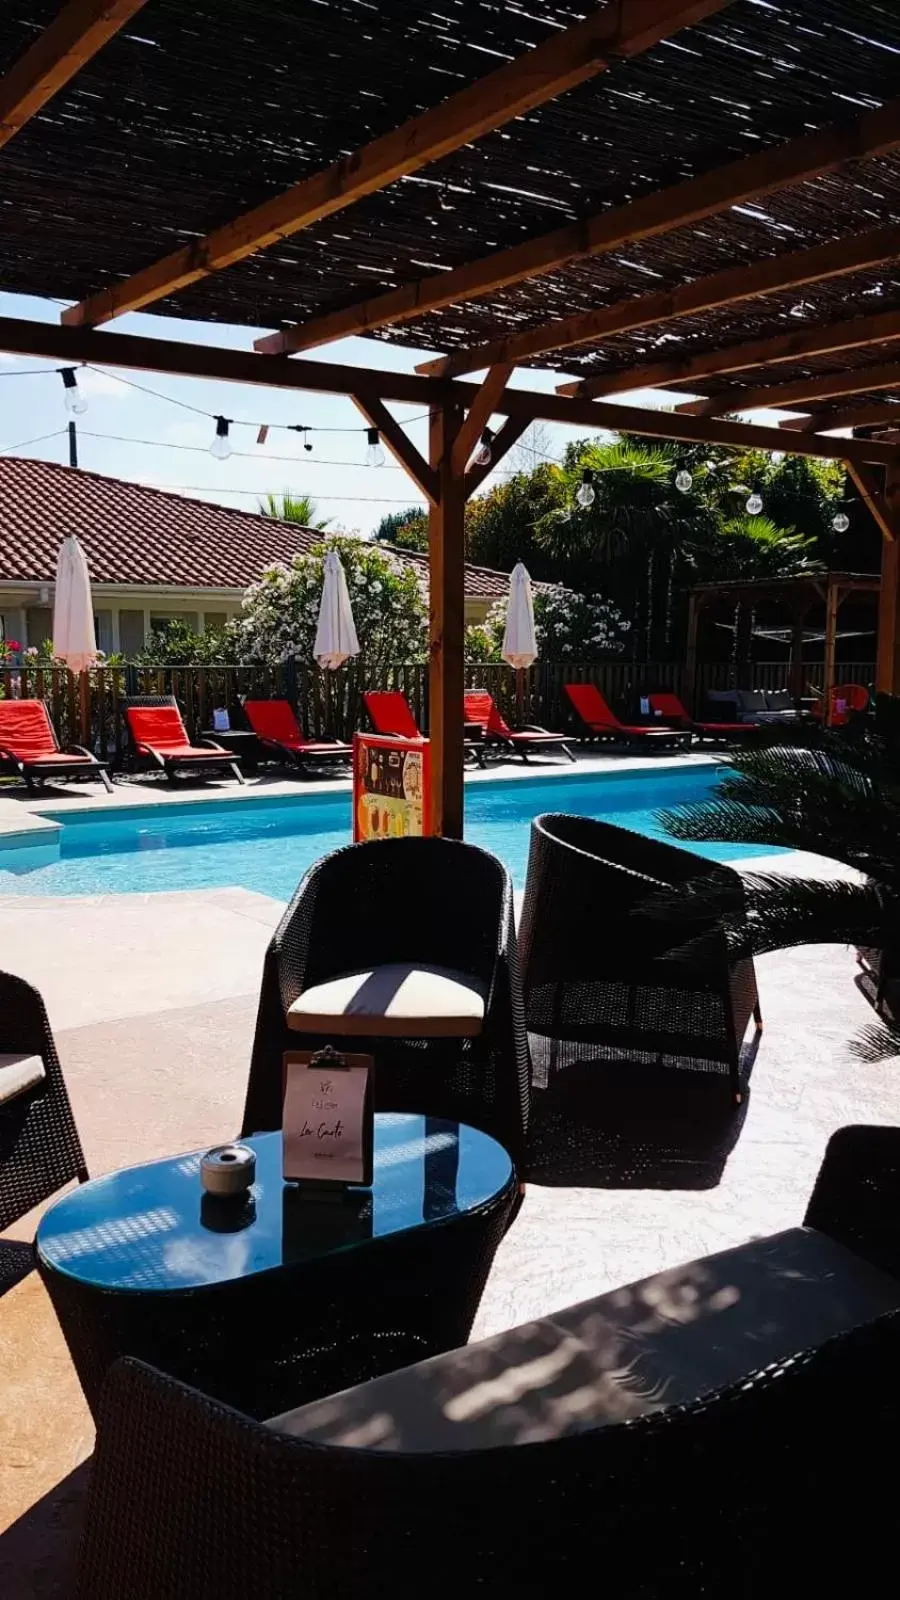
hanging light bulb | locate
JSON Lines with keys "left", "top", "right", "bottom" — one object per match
{"left": 675, "top": 468, "right": 693, "bottom": 493}
{"left": 209, "top": 416, "right": 232, "bottom": 461}
{"left": 575, "top": 468, "right": 596, "bottom": 509}
{"left": 746, "top": 492, "right": 763, "bottom": 515}
{"left": 832, "top": 511, "right": 850, "bottom": 533}
{"left": 472, "top": 428, "right": 493, "bottom": 468}
{"left": 60, "top": 367, "right": 87, "bottom": 416}
{"left": 366, "top": 428, "right": 385, "bottom": 468}
{"left": 771, "top": 450, "right": 785, "bottom": 463}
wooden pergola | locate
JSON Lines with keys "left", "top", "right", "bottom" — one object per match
{"left": 684, "top": 573, "right": 881, "bottom": 713}
{"left": 2, "top": 1, "right": 900, "bottom": 833}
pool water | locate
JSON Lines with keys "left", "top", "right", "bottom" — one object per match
{"left": 0, "top": 765, "right": 780, "bottom": 900}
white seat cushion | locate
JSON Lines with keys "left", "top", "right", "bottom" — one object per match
{"left": 0, "top": 1052, "right": 46, "bottom": 1106}
{"left": 287, "top": 962, "right": 486, "bottom": 1039}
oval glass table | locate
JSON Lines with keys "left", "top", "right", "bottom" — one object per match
{"left": 36, "top": 1113, "right": 516, "bottom": 1420}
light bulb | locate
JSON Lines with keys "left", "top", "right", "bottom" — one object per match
{"left": 771, "top": 450, "right": 785, "bottom": 463}
{"left": 832, "top": 511, "right": 850, "bottom": 533}
{"left": 472, "top": 429, "right": 493, "bottom": 468}
{"left": 575, "top": 469, "right": 596, "bottom": 509}
{"left": 60, "top": 367, "right": 87, "bottom": 415}
{"left": 746, "top": 493, "right": 763, "bottom": 515}
{"left": 210, "top": 416, "right": 232, "bottom": 461}
{"left": 366, "top": 428, "right": 385, "bottom": 468}
{"left": 675, "top": 469, "right": 692, "bottom": 493}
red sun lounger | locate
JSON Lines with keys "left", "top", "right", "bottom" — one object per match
{"left": 648, "top": 692, "right": 759, "bottom": 742}
{"left": 364, "top": 690, "right": 486, "bottom": 768}
{"left": 464, "top": 690, "right": 574, "bottom": 763}
{"left": 125, "top": 697, "right": 244, "bottom": 784}
{"left": 563, "top": 684, "right": 691, "bottom": 751}
{"left": 0, "top": 699, "right": 112, "bottom": 792}
{"left": 243, "top": 699, "right": 352, "bottom": 772}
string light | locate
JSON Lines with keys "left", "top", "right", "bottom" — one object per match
{"left": 472, "top": 428, "right": 493, "bottom": 468}
{"left": 746, "top": 492, "right": 763, "bottom": 515}
{"left": 209, "top": 416, "right": 232, "bottom": 461}
{"left": 575, "top": 468, "right": 596, "bottom": 509}
{"left": 60, "top": 367, "right": 87, "bottom": 415}
{"left": 366, "top": 428, "right": 386, "bottom": 467}
{"left": 675, "top": 468, "right": 692, "bottom": 492}
{"left": 832, "top": 511, "right": 850, "bottom": 532}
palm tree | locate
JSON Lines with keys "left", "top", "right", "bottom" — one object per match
{"left": 259, "top": 491, "right": 331, "bottom": 530}
{"left": 655, "top": 706, "right": 900, "bottom": 1056}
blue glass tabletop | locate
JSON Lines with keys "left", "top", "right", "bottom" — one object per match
{"left": 36, "top": 1114, "right": 513, "bottom": 1294}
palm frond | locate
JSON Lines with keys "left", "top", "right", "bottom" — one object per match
{"left": 637, "top": 873, "right": 891, "bottom": 964}
{"left": 848, "top": 1022, "right": 900, "bottom": 1064}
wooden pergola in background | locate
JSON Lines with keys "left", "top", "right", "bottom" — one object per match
{"left": 1, "top": 0, "right": 900, "bottom": 832}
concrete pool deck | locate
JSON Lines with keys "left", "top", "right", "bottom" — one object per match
{"left": 1, "top": 759, "right": 896, "bottom": 1593}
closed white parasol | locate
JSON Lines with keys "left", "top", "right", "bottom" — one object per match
{"left": 501, "top": 561, "right": 537, "bottom": 670}
{"left": 52, "top": 535, "right": 97, "bottom": 672}
{"left": 314, "top": 550, "right": 360, "bottom": 670}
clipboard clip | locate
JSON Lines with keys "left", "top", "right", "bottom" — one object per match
{"left": 307, "top": 1045, "right": 350, "bottom": 1072}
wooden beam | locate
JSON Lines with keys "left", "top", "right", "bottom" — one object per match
{"left": 465, "top": 417, "right": 530, "bottom": 497}
{"left": 492, "top": 386, "right": 900, "bottom": 467}
{"left": 451, "top": 364, "right": 513, "bottom": 476}
{"left": 349, "top": 392, "right": 439, "bottom": 504}
{"left": 0, "top": 0, "right": 148, "bottom": 150}
{"left": 846, "top": 462, "right": 899, "bottom": 544}
{"left": 429, "top": 401, "right": 467, "bottom": 839}
{"left": 557, "top": 286, "right": 900, "bottom": 401}
{"left": 0, "top": 315, "right": 896, "bottom": 467}
{"left": 63, "top": 1, "right": 730, "bottom": 330}
{"left": 677, "top": 356, "right": 900, "bottom": 418}
{"left": 263, "top": 97, "right": 900, "bottom": 361}
{"left": 782, "top": 401, "right": 900, "bottom": 434}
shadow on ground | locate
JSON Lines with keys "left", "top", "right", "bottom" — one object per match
{"left": 524, "top": 1056, "right": 748, "bottom": 1190}
{"left": 0, "top": 1242, "right": 35, "bottom": 1300}
{"left": 0, "top": 1461, "right": 89, "bottom": 1599}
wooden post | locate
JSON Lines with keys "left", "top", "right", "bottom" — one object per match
{"left": 429, "top": 401, "right": 466, "bottom": 839}
{"left": 683, "top": 591, "right": 700, "bottom": 713}
{"left": 823, "top": 579, "right": 840, "bottom": 726}
{"left": 877, "top": 535, "right": 900, "bottom": 696}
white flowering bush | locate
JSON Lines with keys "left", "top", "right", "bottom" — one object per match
{"left": 232, "top": 536, "right": 427, "bottom": 672}
{"left": 477, "top": 585, "right": 630, "bottom": 662}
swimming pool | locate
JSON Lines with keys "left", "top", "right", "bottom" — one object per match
{"left": 0, "top": 764, "right": 780, "bottom": 900}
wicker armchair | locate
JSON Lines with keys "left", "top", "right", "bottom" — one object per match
{"left": 518, "top": 815, "right": 761, "bottom": 1102}
{"left": 243, "top": 838, "right": 530, "bottom": 1166}
{"left": 1, "top": 970, "right": 87, "bottom": 1264}
{"left": 75, "top": 1126, "right": 900, "bottom": 1599}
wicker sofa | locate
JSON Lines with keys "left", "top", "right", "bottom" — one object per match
{"left": 74, "top": 1125, "right": 900, "bottom": 1598}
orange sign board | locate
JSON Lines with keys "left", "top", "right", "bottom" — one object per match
{"left": 352, "top": 733, "right": 432, "bottom": 842}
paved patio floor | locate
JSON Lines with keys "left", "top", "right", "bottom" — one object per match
{"left": 1, "top": 816, "right": 898, "bottom": 1592}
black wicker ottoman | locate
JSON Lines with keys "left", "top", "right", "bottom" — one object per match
{"left": 36, "top": 1114, "right": 515, "bottom": 1422}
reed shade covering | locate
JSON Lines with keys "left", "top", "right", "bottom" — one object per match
{"left": 314, "top": 551, "right": 359, "bottom": 672}
{"left": 502, "top": 562, "right": 538, "bottom": 672}
{"left": 52, "top": 533, "right": 96, "bottom": 673}
{"left": 3, "top": 1, "right": 900, "bottom": 407}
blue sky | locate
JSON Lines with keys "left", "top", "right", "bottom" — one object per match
{"left": 0, "top": 289, "right": 804, "bottom": 537}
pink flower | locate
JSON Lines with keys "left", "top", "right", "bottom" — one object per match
{"left": 6, "top": 639, "right": 21, "bottom": 652}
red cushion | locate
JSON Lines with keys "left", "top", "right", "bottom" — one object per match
{"left": 364, "top": 692, "right": 419, "bottom": 739}
{"left": 244, "top": 699, "right": 304, "bottom": 744}
{"left": 696, "top": 722, "right": 751, "bottom": 733}
{"left": 25, "top": 752, "right": 94, "bottom": 767}
{"left": 127, "top": 705, "right": 189, "bottom": 751}
{"left": 463, "top": 692, "right": 494, "bottom": 732}
{"left": 0, "top": 700, "right": 59, "bottom": 760}
{"left": 564, "top": 684, "right": 619, "bottom": 728}
{"left": 648, "top": 693, "right": 689, "bottom": 722}
{"left": 506, "top": 729, "right": 561, "bottom": 742}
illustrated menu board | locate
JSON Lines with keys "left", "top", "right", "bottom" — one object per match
{"left": 353, "top": 732, "right": 431, "bottom": 842}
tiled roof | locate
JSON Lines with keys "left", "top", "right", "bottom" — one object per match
{"left": 0, "top": 457, "right": 520, "bottom": 599}
{"left": 0, "top": 456, "right": 320, "bottom": 587}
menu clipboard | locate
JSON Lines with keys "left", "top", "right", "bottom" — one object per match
{"left": 282, "top": 1047, "right": 374, "bottom": 1189}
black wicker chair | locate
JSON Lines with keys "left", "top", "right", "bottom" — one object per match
{"left": 74, "top": 1126, "right": 900, "bottom": 1599}
{"left": 243, "top": 838, "right": 530, "bottom": 1167}
{"left": 518, "top": 814, "right": 761, "bottom": 1104}
{"left": 1, "top": 970, "right": 87, "bottom": 1289}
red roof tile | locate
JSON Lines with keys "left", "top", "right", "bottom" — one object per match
{"left": 0, "top": 458, "right": 519, "bottom": 599}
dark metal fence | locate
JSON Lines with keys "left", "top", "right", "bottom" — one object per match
{"left": 0, "top": 656, "right": 878, "bottom": 761}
